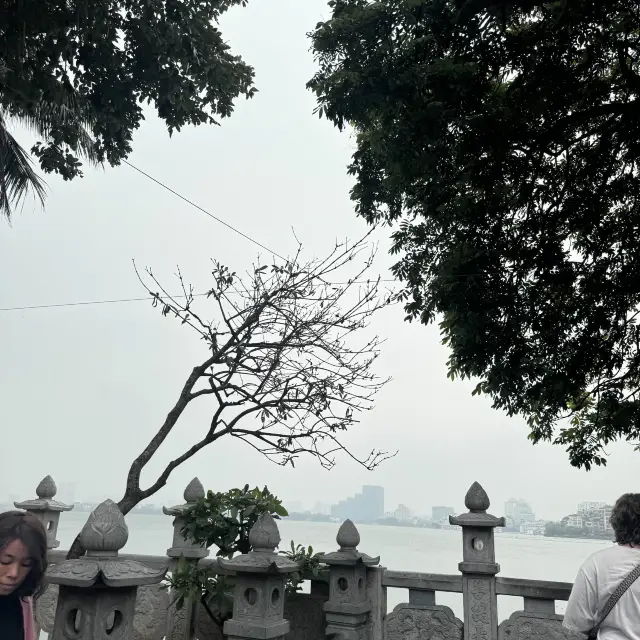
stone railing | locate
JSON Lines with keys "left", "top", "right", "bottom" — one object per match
{"left": 17, "top": 477, "right": 581, "bottom": 640}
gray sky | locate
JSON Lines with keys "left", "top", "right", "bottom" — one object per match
{"left": 0, "top": 0, "right": 637, "bottom": 522}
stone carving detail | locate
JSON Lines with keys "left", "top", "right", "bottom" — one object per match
{"left": 468, "top": 579, "right": 491, "bottom": 640}
{"left": 46, "top": 558, "right": 101, "bottom": 583}
{"left": 248, "top": 510, "right": 281, "bottom": 551}
{"left": 102, "top": 559, "right": 168, "bottom": 581}
{"left": 336, "top": 519, "right": 361, "bottom": 549}
{"left": 35, "top": 583, "right": 59, "bottom": 633}
{"left": 386, "top": 604, "right": 463, "bottom": 640}
{"left": 499, "top": 612, "right": 584, "bottom": 640}
{"left": 36, "top": 475, "right": 57, "bottom": 499}
{"left": 465, "top": 482, "right": 491, "bottom": 512}
{"left": 79, "top": 498, "right": 129, "bottom": 553}
{"left": 184, "top": 477, "right": 206, "bottom": 503}
{"left": 133, "top": 583, "right": 170, "bottom": 640}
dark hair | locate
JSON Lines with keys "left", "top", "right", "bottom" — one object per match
{"left": 0, "top": 511, "right": 48, "bottom": 599}
{"left": 610, "top": 494, "right": 640, "bottom": 546}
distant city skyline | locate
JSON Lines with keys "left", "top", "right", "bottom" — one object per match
{"left": 0, "top": 486, "right": 621, "bottom": 528}
{"left": 432, "top": 506, "right": 455, "bottom": 524}
{"left": 504, "top": 498, "right": 536, "bottom": 526}
{"left": 331, "top": 485, "right": 385, "bottom": 523}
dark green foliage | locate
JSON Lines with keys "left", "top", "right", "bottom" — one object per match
{"left": 0, "top": 0, "right": 254, "bottom": 218}
{"left": 168, "top": 485, "right": 322, "bottom": 630}
{"left": 181, "top": 485, "right": 289, "bottom": 558}
{"left": 283, "top": 541, "right": 322, "bottom": 594}
{"left": 308, "top": 0, "right": 640, "bottom": 469}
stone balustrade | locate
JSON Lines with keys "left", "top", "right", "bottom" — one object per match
{"left": 14, "top": 477, "right": 583, "bottom": 640}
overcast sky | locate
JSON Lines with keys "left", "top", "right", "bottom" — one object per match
{"left": 1, "top": 0, "right": 637, "bottom": 522}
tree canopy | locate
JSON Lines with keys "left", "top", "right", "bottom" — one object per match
{"left": 0, "top": 0, "right": 255, "bottom": 219}
{"left": 308, "top": 0, "right": 640, "bottom": 469}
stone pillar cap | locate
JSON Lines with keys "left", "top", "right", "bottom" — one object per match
{"left": 449, "top": 482, "right": 506, "bottom": 528}
{"left": 47, "top": 500, "right": 166, "bottom": 588}
{"left": 14, "top": 476, "right": 73, "bottom": 513}
{"left": 318, "top": 519, "right": 379, "bottom": 567}
{"left": 163, "top": 477, "right": 205, "bottom": 516}
{"left": 218, "top": 513, "right": 301, "bottom": 575}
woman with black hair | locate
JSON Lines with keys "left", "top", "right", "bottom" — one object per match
{"left": 564, "top": 493, "right": 640, "bottom": 640}
{"left": 0, "top": 510, "right": 47, "bottom": 640}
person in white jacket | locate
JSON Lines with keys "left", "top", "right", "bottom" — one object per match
{"left": 563, "top": 493, "right": 640, "bottom": 640}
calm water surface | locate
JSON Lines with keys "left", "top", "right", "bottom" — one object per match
{"left": 56, "top": 512, "right": 611, "bottom": 620}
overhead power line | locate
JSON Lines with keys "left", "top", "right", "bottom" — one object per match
{"left": 0, "top": 281, "right": 400, "bottom": 313}
{"left": 2, "top": 161, "right": 400, "bottom": 314}
{"left": 122, "top": 160, "right": 287, "bottom": 261}
{"left": 0, "top": 293, "right": 203, "bottom": 312}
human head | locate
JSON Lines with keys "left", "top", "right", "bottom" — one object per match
{"left": 0, "top": 511, "right": 48, "bottom": 598}
{"left": 610, "top": 494, "right": 640, "bottom": 546}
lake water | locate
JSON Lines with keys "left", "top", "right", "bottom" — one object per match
{"left": 56, "top": 512, "right": 611, "bottom": 621}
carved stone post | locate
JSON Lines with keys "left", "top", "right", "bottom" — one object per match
{"left": 318, "top": 520, "right": 379, "bottom": 640}
{"left": 450, "top": 482, "right": 505, "bottom": 640}
{"left": 219, "top": 513, "right": 301, "bottom": 640}
{"left": 14, "top": 475, "right": 73, "bottom": 549}
{"left": 15, "top": 475, "right": 74, "bottom": 636}
{"left": 47, "top": 499, "right": 166, "bottom": 639}
{"left": 163, "top": 478, "right": 210, "bottom": 640}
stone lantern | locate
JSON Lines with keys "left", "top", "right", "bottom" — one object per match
{"left": 14, "top": 475, "right": 73, "bottom": 549}
{"left": 318, "top": 519, "right": 379, "bottom": 639}
{"left": 449, "top": 481, "right": 506, "bottom": 640}
{"left": 219, "top": 512, "right": 302, "bottom": 640}
{"left": 163, "top": 477, "right": 209, "bottom": 564}
{"left": 47, "top": 499, "right": 166, "bottom": 640}
{"left": 163, "top": 478, "right": 210, "bottom": 640}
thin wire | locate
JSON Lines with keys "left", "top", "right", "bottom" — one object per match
{"left": 122, "top": 160, "right": 287, "bottom": 261}
{"left": 0, "top": 159, "right": 512, "bottom": 314}
{"left": 0, "top": 293, "right": 204, "bottom": 312}
{"left": 0, "top": 281, "right": 400, "bottom": 312}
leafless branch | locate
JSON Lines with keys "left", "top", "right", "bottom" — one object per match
{"left": 64, "top": 234, "right": 397, "bottom": 559}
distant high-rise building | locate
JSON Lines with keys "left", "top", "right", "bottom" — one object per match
{"left": 432, "top": 506, "right": 455, "bottom": 523}
{"left": 393, "top": 504, "right": 412, "bottom": 522}
{"left": 575, "top": 504, "right": 613, "bottom": 532}
{"left": 362, "top": 485, "right": 384, "bottom": 521}
{"left": 504, "top": 499, "right": 535, "bottom": 526}
{"left": 330, "top": 485, "right": 384, "bottom": 522}
{"left": 578, "top": 501, "right": 607, "bottom": 514}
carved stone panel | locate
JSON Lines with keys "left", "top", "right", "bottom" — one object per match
{"left": 466, "top": 578, "right": 492, "bottom": 640}
{"left": 284, "top": 592, "right": 327, "bottom": 640}
{"left": 133, "top": 583, "right": 170, "bottom": 640}
{"left": 35, "top": 583, "right": 59, "bottom": 634}
{"left": 386, "top": 604, "right": 464, "bottom": 640}
{"left": 499, "top": 612, "right": 584, "bottom": 640}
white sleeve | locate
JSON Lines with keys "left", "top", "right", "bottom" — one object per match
{"left": 563, "top": 566, "right": 598, "bottom": 634}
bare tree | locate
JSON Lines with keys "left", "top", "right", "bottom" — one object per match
{"left": 67, "top": 235, "right": 395, "bottom": 558}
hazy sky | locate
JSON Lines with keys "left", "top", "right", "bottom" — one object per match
{"left": 1, "top": 0, "right": 637, "bottom": 523}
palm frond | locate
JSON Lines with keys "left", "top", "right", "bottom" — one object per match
{"left": 0, "top": 114, "right": 47, "bottom": 222}
{"left": 16, "top": 100, "right": 101, "bottom": 166}
{"left": 4, "top": 78, "right": 101, "bottom": 167}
